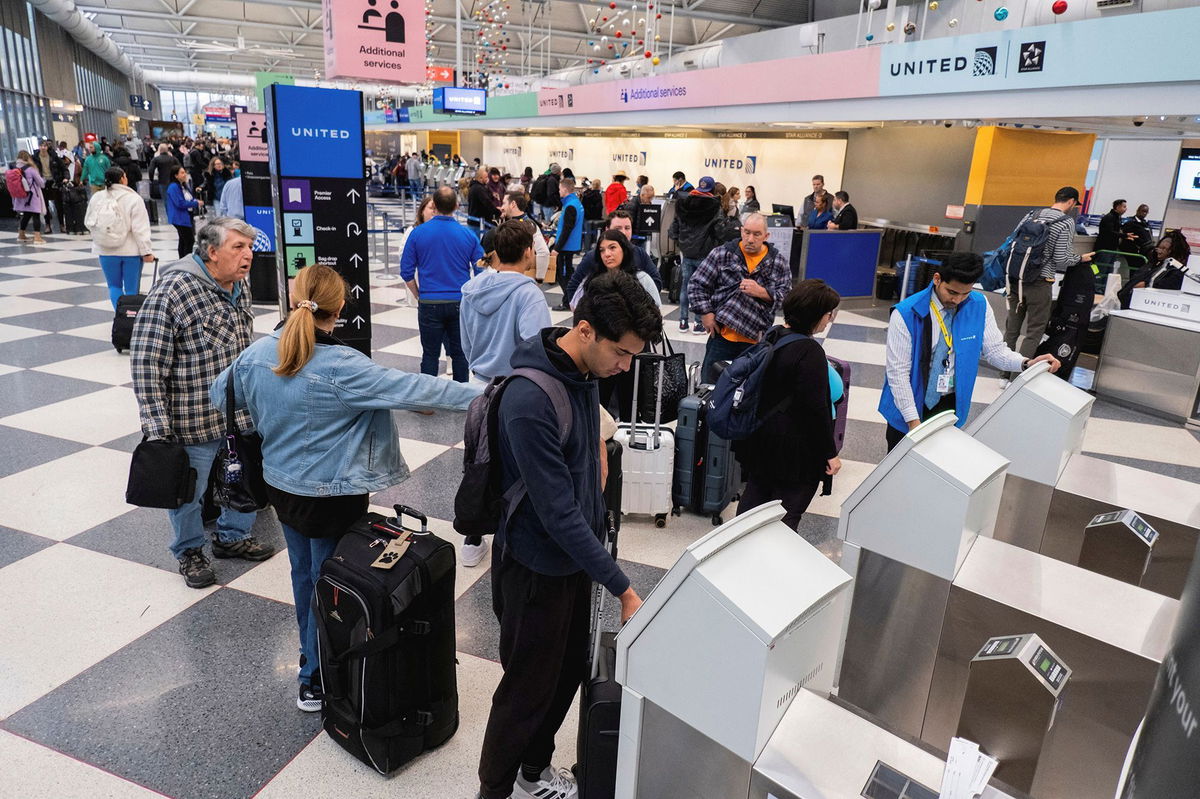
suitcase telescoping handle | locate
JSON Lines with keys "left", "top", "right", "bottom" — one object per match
{"left": 589, "top": 510, "right": 620, "bottom": 681}
{"left": 379, "top": 504, "right": 429, "bottom": 535}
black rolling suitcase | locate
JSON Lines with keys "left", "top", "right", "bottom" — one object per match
{"left": 672, "top": 369, "right": 741, "bottom": 527}
{"left": 144, "top": 197, "right": 159, "bottom": 225}
{"left": 604, "top": 438, "right": 623, "bottom": 533}
{"left": 574, "top": 510, "right": 621, "bottom": 799}
{"left": 112, "top": 258, "right": 157, "bottom": 353}
{"left": 314, "top": 504, "right": 459, "bottom": 775}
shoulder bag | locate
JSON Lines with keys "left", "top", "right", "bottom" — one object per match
{"left": 210, "top": 377, "right": 270, "bottom": 513}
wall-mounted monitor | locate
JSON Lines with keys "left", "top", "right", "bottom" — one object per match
{"left": 432, "top": 87, "right": 487, "bottom": 116}
{"left": 1173, "top": 148, "right": 1200, "bottom": 201}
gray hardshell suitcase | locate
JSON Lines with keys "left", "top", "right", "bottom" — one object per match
{"left": 672, "top": 372, "right": 741, "bottom": 526}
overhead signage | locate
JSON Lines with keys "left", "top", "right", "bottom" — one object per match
{"left": 426, "top": 65, "right": 455, "bottom": 83}
{"left": 268, "top": 84, "right": 372, "bottom": 355}
{"left": 203, "top": 103, "right": 232, "bottom": 122}
{"left": 129, "top": 94, "right": 143, "bottom": 108}
{"left": 322, "top": 0, "right": 427, "bottom": 83}
{"left": 236, "top": 110, "right": 277, "bottom": 301}
{"left": 433, "top": 86, "right": 486, "bottom": 115}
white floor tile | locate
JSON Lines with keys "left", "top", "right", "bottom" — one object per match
{"left": 821, "top": 338, "right": 887, "bottom": 366}
{"left": 0, "top": 363, "right": 23, "bottom": 377}
{"left": 398, "top": 437, "right": 451, "bottom": 471}
{"left": 0, "top": 261, "right": 97, "bottom": 276}
{"left": 80, "top": 299, "right": 116, "bottom": 311}
{"left": 253, "top": 311, "right": 282, "bottom": 335}
{"left": 0, "top": 296, "right": 70, "bottom": 316}
{"left": 372, "top": 306, "right": 420, "bottom": 329}
{"left": 0, "top": 544, "right": 215, "bottom": 719}
{"left": 255, "top": 651, "right": 579, "bottom": 799}
{"left": 1082, "top": 417, "right": 1200, "bottom": 469}
{"left": 226, "top": 550, "right": 295, "bottom": 606}
{"left": 833, "top": 310, "right": 889, "bottom": 330}
{"left": 0, "top": 385, "right": 140, "bottom": 445}
{"left": 376, "top": 334, "right": 425, "bottom": 357}
{"left": 0, "top": 323, "right": 49, "bottom": 344}
{"left": 847, "top": 385, "right": 884, "bottom": 423}
{"left": 59, "top": 321, "right": 116, "bottom": 342}
{"left": 33, "top": 350, "right": 133, "bottom": 386}
{"left": 804, "top": 458, "right": 876, "bottom": 518}
{"left": 0, "top": 447, "right": 134, "bottom": 540}
{"left": 617, "top": 509, "right": 728, "bottom": 570}
{"left": 366, "top": 284, "right": 412, "bottom": 305}
{"left": 0, "top": 731, "right": 162, "bottom": 797}
{"left": 0, "top": 277, "right": 89, "bottom": 295}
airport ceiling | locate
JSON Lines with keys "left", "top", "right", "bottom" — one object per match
{"left": 81, "top": 0, "right": 809, "bottom": 79}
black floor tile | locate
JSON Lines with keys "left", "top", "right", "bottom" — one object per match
{"left": 0, "top": 427, "right": 89, "bottom": 478}
{"left": 20, "top": 285, "right": 111, "bottom": 306}
{"left": 371, "top": 447, "right": 464, "bottom": 524}
{"left": 0, "top": 525, "right": 54, "bottom": 569}
{"left": 3, "top": 588, "right": 321, "bottom": 799}
{"left": 0, "top": 367, "right": 113, "bottom": 412}
{"left": 7, "top": 305, "right": 115, "bottom": 333}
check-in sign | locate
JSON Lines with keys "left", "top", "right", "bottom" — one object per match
{"left": 323, "top": 0, "right": 427, "bottom": 83}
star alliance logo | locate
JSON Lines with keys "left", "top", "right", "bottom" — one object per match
{"left": 1019, "top": 41, "right": 1046, "bottom": 73}
{"left": 972, "top": 47, "right": 997, "bottom": 76}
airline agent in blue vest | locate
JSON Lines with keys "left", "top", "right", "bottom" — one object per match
{"left": 879, "top": 252, "right": 1060, "bottom": 451}
{"left": 548, "top": 176, "right": 584, "bottom": 309}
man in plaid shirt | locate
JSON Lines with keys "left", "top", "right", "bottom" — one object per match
{"left": 131, "top": 217, "right": 275, "bottom": 588}
{"left": 688, "top": 213, "right": 793, "bottom": 383}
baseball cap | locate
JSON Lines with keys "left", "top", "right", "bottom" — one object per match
{"left": 696, "top": 176, "right": 716, "bottom": 193}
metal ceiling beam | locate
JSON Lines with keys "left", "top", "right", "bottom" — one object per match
{"left": 100, "top": 27, "right": 323, "bottom": 50}
{"left": 532, "top": 0, "right": 791, "bottom": 28}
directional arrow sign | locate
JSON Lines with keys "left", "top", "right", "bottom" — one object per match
{"left": 349, "top": 284, "right": 364, "bottom": 298}
{"left": 348, "top": 252, "right": 363, "bottom": 266}
{"left": 346, "top": 188, "right": 361, "bottom": 203}
{"left": 346, "top": 222, "right": 362, "bottom": 237}
{"left": 351, "top": 315, "right": 366, "bottom": 329}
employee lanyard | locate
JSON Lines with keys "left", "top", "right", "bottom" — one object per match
{"left": 930, "top": 300, "right": 953, "bottom": 365}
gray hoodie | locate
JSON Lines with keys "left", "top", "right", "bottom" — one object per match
{"left": 460, "top": 269, "right": 552, "bottom": 380}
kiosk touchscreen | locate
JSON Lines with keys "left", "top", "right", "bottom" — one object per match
{"left": 614, "top": 502, "right": 852, "bottom": 799}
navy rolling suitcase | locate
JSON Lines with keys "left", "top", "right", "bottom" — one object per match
{"left": 314, "top": 505, "right": 459, "bottom": 775}
{"left": 603, "top": 438, "right": 623, "bottom": 533}
{"left": 574, "top": 511, "right": 621, "bottom": 799}
{"left": 112, "top": 259, "right": 157, "bottom": 353}
{"left": 672, "top": 381, "right": 741, "bottom": 527}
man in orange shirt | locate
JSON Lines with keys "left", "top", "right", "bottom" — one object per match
{"left": 604, "top": 170, "right": 630, "bottom": 215}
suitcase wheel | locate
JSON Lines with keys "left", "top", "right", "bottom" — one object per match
{"left": 671, "top": 506, "right": 681, "bottom": 517}
{"left": 711, "top": 513, "right": 723, "bottom": 527}
{"left": 654, "top": 513, "right": 666, "bottom": 528}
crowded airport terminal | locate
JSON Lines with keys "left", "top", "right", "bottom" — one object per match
{"left": 2, "top": 0, "right": 1200, "bottom": 797}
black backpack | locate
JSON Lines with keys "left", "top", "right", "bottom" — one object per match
{"left": 453, "top": 368, "right": 572, "bottom": 538}
{"left": 1005, "top": 210, "right": 1065, "bottom": 284}
{"left": 703, "top": 214, "right": 740, "bottom": 255}
{"left": 531, "top": 174, "right": 551, "bottom": 205}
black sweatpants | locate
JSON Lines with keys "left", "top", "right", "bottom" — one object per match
{"left": 175, "top": 224, "right": 194, "bottom": 258}
{"left": 478, "top": 552, "right": 591, "bottom": 799}
{"left": 885, "top": 393, "right": 956, "bottom": 452}
{"left": 737, "top": 476, "right": 820, "bottom": 532}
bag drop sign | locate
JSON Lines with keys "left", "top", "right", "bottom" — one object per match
{"left": 322, "top": 0, "right": 427, "bottom": 83}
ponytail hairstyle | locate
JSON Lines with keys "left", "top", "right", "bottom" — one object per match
{"left": 104, "top": 166, "right": 125, "bottom": 190}
{"left": 274, "top": 265, "right": 347, "bottom": 377}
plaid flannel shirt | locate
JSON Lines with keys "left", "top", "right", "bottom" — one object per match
{"left": 130, "top": 258, "right": 254, "bottom": 444}
{"left": 687, "top": 240, "right": 791, "bottom": 341}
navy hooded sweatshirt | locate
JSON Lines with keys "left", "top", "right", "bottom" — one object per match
{"left": 497, "top": 328, "right": 630, "bottom": 597}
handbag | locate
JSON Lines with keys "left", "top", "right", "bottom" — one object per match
{"left": 126, "top": 438, "right": 197, "bottom": 509}
{"left": 634, "top": 334, "right": 688, "bottom": 424}
{"left": 210, "top": 378, "right": 270, "bottom": 513}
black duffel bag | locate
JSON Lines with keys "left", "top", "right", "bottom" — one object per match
{"left": 126, "top": 438, "right": 197, "bottom": 509}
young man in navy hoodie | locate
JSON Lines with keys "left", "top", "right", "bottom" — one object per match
{"left": 476, "top": 270, "right": 663, "bottom": 799}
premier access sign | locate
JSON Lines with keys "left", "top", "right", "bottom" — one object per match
{"left": 323, "top": 0, "right": 427, "bottom": 83}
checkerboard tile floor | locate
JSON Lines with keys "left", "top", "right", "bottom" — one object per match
{"left": 0, "top": 221, "right": 1196, "bottom": 798}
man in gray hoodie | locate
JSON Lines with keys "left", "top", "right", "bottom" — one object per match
{"left": 459, "top": 219, "right": 552, "bottom": 567}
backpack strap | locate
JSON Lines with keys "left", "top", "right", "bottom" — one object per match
{"left": 498, "top": 367, "right": 574, "bottom": 525}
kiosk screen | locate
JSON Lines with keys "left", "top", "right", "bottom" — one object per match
{"left": 1030, "top": 646, "right": 1066, "bottom": 689}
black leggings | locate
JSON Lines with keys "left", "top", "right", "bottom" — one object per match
{"left": 175, "top": 225, "right": 194, "bottom": 258}
{"left": 19, "top": 212, "right": 41, "bottom": 233}
{"left": 737, "top": 476, "right": 820, "bottom": 532}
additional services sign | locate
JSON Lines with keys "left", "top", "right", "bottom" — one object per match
{"left": 235, "top": 113, "right": 270, "bottom": 163}
{"left": 322, "top": 0, "right": 427, "bottom": 83}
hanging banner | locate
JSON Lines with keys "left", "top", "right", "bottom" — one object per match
{"left": 268, "top": 84, "right": 372, "bottom": 355}
{"left": 322, "top": 0, "right": 427, "bottom": 83}
{"left": 236, "top": 110, "right": 278, "bottom": 302}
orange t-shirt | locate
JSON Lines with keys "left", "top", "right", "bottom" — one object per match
{"left": 720, "top": 244, "right": 768, "bottom": 343}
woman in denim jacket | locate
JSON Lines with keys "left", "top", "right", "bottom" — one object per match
{"left": 212, "top": 264, "right": 480, "bottom": 712}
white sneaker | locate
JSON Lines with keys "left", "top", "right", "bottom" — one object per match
{"left": 461, "top": 538, "right": 490, "bottom": 567}
{"left": 513, "top": 766, "right": 578, "bottom": 799}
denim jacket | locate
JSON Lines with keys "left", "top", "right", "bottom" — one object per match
{"left": 211, "top": 330, "right": 481, "bottom": 496}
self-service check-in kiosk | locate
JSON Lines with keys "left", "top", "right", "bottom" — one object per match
{"left": 838, "top": 413, "right": 1180, "bottom": 798}
{"left": 613, "top": 502, "right": 853, "bottom": 799}
{"left": 955, "top": 634, "right": 1070, "bottom": 794}
{"left": 966, "top": 362, "right": 1200, "bottom": 598}
{"left": 1079, "top": 510, "right": 1159, "bottom": 586}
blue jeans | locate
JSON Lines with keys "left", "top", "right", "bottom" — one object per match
{"left": 167, "top": 438, "right": 256, "bottom": 559}
{"left": 282, "top": 524, "right": 339, "bottom": 685}
{"left": 417, "top": 301, "right": 469, "bottom": 382}
{"left": 409, "top": 178, "right": 423, "bottom": 197}
{"left": 99, "top": 255, "right": 143, "bottom": 309}
{"left": 701, "top": 334, "right": 753, "bottom": 385}
{"left": 679, "top": 257, "right": 702, "bottom": 325}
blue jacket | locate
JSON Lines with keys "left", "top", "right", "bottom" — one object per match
{"left": 399, "top": 215, "right": 484, "bottom": 301}
{"left": 807, "top": 209, "right": 832, "bottom": 230}
{"left": 460, "top": 270, "right": 551, "bottom": 381}
{"left": 211, "top": 330, "right": 480, "bottom": 496}
{"left": 555, "top": 192, "right": 585, "bottom": 253}
{"left": 166, "top": 181, "right": 199, "bottom": 227}
{"left": 878, "top": 283, "right": 986, "bottom": 433}
{"left": 498, "top": 329, "right": 629, "bottom": 597}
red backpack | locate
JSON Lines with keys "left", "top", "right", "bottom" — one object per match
{"left": 6, "top": 167, "right": 29, "bottom": 200}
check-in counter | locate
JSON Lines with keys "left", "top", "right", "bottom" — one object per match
{"left": 1096, "top": 299, "right": 1200, "bottom": 428}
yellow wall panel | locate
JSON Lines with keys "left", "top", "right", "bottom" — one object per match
{"left": 966, "top": 127, "right": 1095, "bottom": 207}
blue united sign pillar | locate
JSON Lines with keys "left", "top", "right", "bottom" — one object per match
{"left": 267, "top": 84, "right": 372, "bottom": 356}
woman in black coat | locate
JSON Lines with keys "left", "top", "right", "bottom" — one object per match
{"left": 734, "top": 279, "right": 843, "bottom": 531}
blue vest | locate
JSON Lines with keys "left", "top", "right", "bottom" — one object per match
{"left": 878, "top": 283, "right": 986, "bottom": 432}
{"left": 556, "top": 192, "right": 585, "bottom": 252}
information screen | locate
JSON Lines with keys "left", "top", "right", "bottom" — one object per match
{"left": 1174, "top": 149, "right": 1200, "bottom": 202}
{"left": 1030, "top": 645, "right": 1066, "bottom": 689}
{"left": 433, "top": 87, "right": 487, "bottom": 115}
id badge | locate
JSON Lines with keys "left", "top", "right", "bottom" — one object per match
{"left": 936, "top": 372, "right": 952, "bottom": 394}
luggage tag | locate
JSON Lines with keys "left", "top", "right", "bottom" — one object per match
{"left": 370, "top": 531, "right": 412, "bottom": 569}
